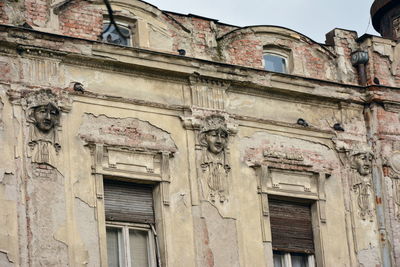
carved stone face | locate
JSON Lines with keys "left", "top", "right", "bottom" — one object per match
{"left": 353, "top": 153, "right": 373, "bottom": 176}
{"left": 205, "top": 129, "right": 228, "bottom": 154}
{"left": 33, "top": 104, "right": 59, "bottom": 132}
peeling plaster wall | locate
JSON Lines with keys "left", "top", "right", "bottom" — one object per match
{"left": 0, "top": 2, "right": 400, "bottom": 267}
{"left": 373, "top": 105, "right": 400, "bottom": 266}
{"left": 237, "top": 130, "right": 352, "bottom": 266}
{"left": 27, "top": 167, "right": 69, "bottom": 266}
{"left": 163, "top": 14, "right": 236, "bottom": 61}
{"left": 0, "top": 31, "right": 392, "bottom": 267}
{"left": 193, "top": 203, "right": 240, "bottom": 267}
{"left": 367, "top": 40, "right": 400, "bottom": 87}
{"left": 67, "top": 100, "right": 197, "bottom": 267}
{"left": 64, "top": 65, "right": 184, "bottom": 106}
{"left": 325, "top": 29, "right": 359, "bottom": 85}
{"left": 0, "top": 86, "right": 19, "bottom": 266}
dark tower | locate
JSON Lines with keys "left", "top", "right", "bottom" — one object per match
{"left": 371, "top": 0, "right": 400, "bottom": 40}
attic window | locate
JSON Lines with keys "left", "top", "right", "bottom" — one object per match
{"left": 101, "top": 22, "right": 132, "bottom": 46}
{"left": 263, "top": 53, "right": 288, "bottom": 74}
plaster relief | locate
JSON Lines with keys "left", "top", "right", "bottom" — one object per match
{"left": 189, "top": 74, "right": 229, "bottom": 110}
{"left": 199, "top": 115, "right": 231, "bottom": 204}
{"left": 79, "top": 114, "right": 176, "bottom": 205}
{"left": 242, "top": 132, "right": 336, "bottom": 172}
{"left": 22, "top": 58, "right": 61, "bottom": 86}
{"left": 181, "top": 110, "right": 237, "bottom": 207}
{"left": 7, "top": 89, "right": 71, "bottom": 265}
{"left": 25, "top": 89, "right": 61, "bottom": 167}
{"left": 79, "top": 114, "right": 177, "bottom": 153}
{"left": 107, "top": 149, "right": 160, "bottom": 174}
{"left": 385, "top": 151, "right": 400, "bottom": 219}
{"left": 242, "top": 131, "right": 337, "bottom": 239}
{"left": 350, "top": 146, "right": 374, "bottom": 221}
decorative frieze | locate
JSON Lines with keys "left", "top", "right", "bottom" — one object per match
{"left": 21, "top": 57, "right": 61, "bottom": 86}
{"left": 263, "top": 150, "right": 304, "bottom": 162}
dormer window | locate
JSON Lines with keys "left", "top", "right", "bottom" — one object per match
{"left": 263, "top": 53, "right": 288, "bottom": 74}
{"left": 101, "top": 22, "right": 133, "bottom": 46}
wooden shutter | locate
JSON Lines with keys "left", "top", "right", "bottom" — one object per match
{"left": 104, "top": 180, "right": 155, "bottom": 224}
{"left": 269, "top": 198, "right": 314, "bottom": 254}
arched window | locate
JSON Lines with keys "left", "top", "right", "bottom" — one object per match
{"left": 101, "top": 22, "right": 132, "bottom": 46}
{"left": 263, "top": 53, "right": 288, "bottom": 74}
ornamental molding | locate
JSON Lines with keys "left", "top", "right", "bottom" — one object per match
{"left": 189, "top": 73, "right": 231, "bottom": 110}
{"left": 180, "top": 108, "right": 238, "bottom": 135}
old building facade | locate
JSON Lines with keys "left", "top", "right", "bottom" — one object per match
{"left": 0, "top": 0, "right": 400, "bottom": 266}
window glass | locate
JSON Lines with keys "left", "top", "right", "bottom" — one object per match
{"left": 106, "top": 227, "right": 125, "bottom": 267}
{"left": 273, "top": 252, "right": 283, "bottom": 267}
{"left": 264, "top": 54, "right": 287, "bottom": 73}
{"left": 129, "top": 229, "right": 149, "bottom": 267}
{"left": 291, "top": 253, "right": 308, "bottom": 267}
{"left": 102, "top": 23, "right": 131, "bottom": 46}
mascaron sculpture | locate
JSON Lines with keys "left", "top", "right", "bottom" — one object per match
{"left": 26, "top": 90, "right": 61, "bottom": 167}
{"left": 199, "top": 115, "right": 231, "bottom": 203}
{"left": 350, "top": 146, "right": 374, "bottom": 220}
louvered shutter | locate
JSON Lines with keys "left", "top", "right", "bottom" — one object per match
{"left": 269, "top": 199, "right": 314, "bottom": 254}
{"left": 104, "top": 180, "right": 155, "bottom": 224}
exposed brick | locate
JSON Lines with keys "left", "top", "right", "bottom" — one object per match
{"left": 0, "top": 2, "right": 9, "bottom": 24}
{"left": 59, "top": 0, "right": 103, "bottom": 41}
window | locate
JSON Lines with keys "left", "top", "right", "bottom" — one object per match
{"left": 269, "top": 198, "right": 315, "bottom": 267}
{"left": 104, "top": 179, "right": 158, "bottom": 267}
{"left": 263, "top": 53, "right": 288, "bottom": 73}
{"left": 101, "top": 22, "right": 132, "bottom": 46}
{"left": 273, "top": 251, "right": 315, "bottom": 267}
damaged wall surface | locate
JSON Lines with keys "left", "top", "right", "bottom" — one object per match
{"left": 0, "top": 0, "right": 399, "bottom": 266}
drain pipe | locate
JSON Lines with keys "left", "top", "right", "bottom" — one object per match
{"left": 365, "top": 102, "right": 392, "bottom": 267}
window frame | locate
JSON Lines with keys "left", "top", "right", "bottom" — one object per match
{"left": 262, "top": 45, "right": 293, "bottom": 74}
{"left": 263, "top": 52, "right": 288, "bottom": 74}
{"left": 101, "top": 20, "right": 133, "bottom": 47}
{"left": 96, "top": 175, "right": 166, "bottom": 267}
{"left": 273, "top": 250, "right": 315, "bottom": 267}
{"left": 254, "top": 166, "right": 328, "bottom": 267}
{"left": 106, "top": 221, "right": 157, "bottom": 267}
{"left": 268, "top": 196, "right": 316, "bottom": 267}
{"left": 92, "top": 145, "right": 172, "bottom": 267}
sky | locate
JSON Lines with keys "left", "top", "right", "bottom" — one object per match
{"left": 146, "top": 0, "right": 379, "bottom": 43}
